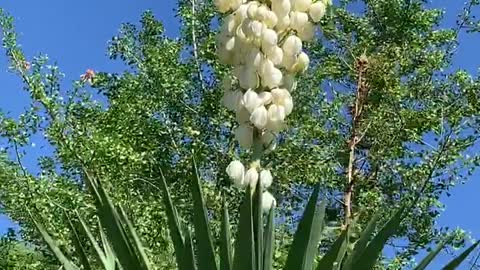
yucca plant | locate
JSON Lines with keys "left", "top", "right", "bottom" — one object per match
{"left": 32, "top": 159, "right": 478, "bottom": 270}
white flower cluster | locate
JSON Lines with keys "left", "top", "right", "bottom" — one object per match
{"left": 226, "top": 160, "right": 276, "bottom": 211}
{"left": 218, "top": 0, "right": 328, "bottom": 150}
{"left": 217, "top": 0, "right": 330, "bottom": 212}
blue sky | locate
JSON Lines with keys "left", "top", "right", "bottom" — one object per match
{"left": 0, "top": 0, "right": 478, "bottom": 268}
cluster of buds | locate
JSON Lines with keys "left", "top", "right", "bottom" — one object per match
{"left": 216, "top": 0, "right": 329, "bottom": 211}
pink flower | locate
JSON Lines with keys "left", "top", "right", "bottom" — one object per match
{"left": 81, "top": 69, "right": 95, "bottom": 84}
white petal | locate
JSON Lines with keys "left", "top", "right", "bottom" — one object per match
{"left": 239, "top": 67, "right": 259, "bottom": 89}
{"left": 226, "top": 160, "right": 245, "bottom": 187}
{"left": 262, "top": 66, "right": 283, "bottom": 89}
{"left": 264, "top": 11, "right": 278, "bottom": 28}
{"left": 235, "top": 125, "right": 254, "bottom": 148}
{"left": 225, "top": 36, "right": 236, "bottom": 51}
{"left": 247, "top": 2, "right": 259, "bottom": 19}
{"left": 265, "top": 118, "right": 286, "bottom": 132}
{"left": 250, "top": 105, "right": 268, "bottom": 129}
{"left": 246, "top": 47, "right": 263, "bottom": 68}
{"left": 215, "top": 0, "right": 231, "bottom": 13}
{"left": 255, "top": 5, "right": 270, "bottom": 21}
{"left": 268, "top": 104, "right": 286, "bottom": 121}
{"left": 262, "top": 191, "right": 277, "bottom": 212}
{"left": 260, "top": 170, "right": 273, "bottom": 188}
{"left": 259, "top": 91, "right": 273, "bottom": 105}
{"left": 266, "top": 46, "right": 284, "bottom": 65}
{"left": 309, "top": 2, "right": 326, "bottom": 22}
{"left": 275, "top": 15, "right": 291, "bottom": 32}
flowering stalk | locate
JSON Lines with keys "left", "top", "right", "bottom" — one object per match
{"left": 218, "top": 0, "right": 330, "bottom": 211}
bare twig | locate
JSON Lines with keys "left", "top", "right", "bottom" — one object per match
{"left": 343, "top": 53, "right": 369, "bottom": 226}
{"left": 190, "top": 0, "right": 206, "bottom": 92}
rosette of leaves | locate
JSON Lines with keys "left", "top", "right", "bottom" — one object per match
{"left": 31, "top": 159, "right": 478, "bottom": 270}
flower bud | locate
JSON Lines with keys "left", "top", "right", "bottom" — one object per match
{"left": 262, "top": 66, "right": 283, "bottom": 89}
{"left": 262, "top": 191, "right": 277, "bottom": 212}
{"left": 265, "top": 46, "right": 284, "bottom": 65}
{"left": 235, "top": 124, "right": 254, "bottom": 148}
{"left": 264, "top": 11, "right": 278, "bottom": 28}
{"left": 247, "top": 2, "right": 259, "bottom": 19}
{"left": 260, "top": 170, "right": 273, "bottom": 188}
{"left": 215, "top": 0, "right": 231, "bottom": 13}
{"left": 255, "top": 5, "right": 270, "bottom": 21}
{"left": 250, "top": 105, "right": 268, "bottom": 129}
{"left": 309, "top": 1, "right": 326, "bottom": 22}
{"left": 226, "top": 160, "right": 245, "bottom": 187}
{"left": 275, "top": 15, "right": 291, "bottom": 31}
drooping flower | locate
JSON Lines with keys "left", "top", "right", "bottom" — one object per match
{"left": 309, "top": 1, "right": 327, "bottom": 22}
{"left": 250, "top": 105, "right": 268, "bottom": 129}
{"left": 226, "top": 160, "right": 245, "bottom": 187}
{"left": 262, "top": 191, "right": 277, "bottom": 212}
{"left": 260, "top": 170, "right": 273, "bottom": 188}
{"left": 245, "top": 167, "right": 259, "bottom": 188}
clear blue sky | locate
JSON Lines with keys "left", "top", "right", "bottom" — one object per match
{"left": 0, "top": 0, "right": 478, "bottom": 268}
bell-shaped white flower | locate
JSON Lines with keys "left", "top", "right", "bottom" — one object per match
{"left": 231, "top": 0, "right": 247, "bottom": 11}
{"left": 264, "top": 11, "right": 278, "bottom": 28}
{"left": 261, "top": 29, "right": 278, "bottom": 51}
{"left": 250, "top": 105, "right": 268, "bottom": 129}
{"left": 222, "top": 89, "right": 243, "bottom": 111}
{"left": 235, "top": 124, "right": 254, "bottom": 148}
{"left": 294, "top": 0, "right": 312, "bottom": 12}
{"left": 260, "top": 170, "right": 273, "bottom": 188}
{"left": 265, "top": 46, "right": 284, "bottom": 65}
{"left": 271, "top": 88, "right": 293, "bottom": 115}
{"left": 255, "top": 5, "right": 270, "bottom": 21}
{"left": 245, "top": 167, "right": 259, "bottom": 188}
{"left": 262, "top": 191, "right": 277, "bottom": 212}
{"left": 215, "top": 0, "right": 231, "bottom": 13}
{"left": 292, "top": 51, "right": 310, "bottom": 73}
{"left": 298, "top": 21, "right": 316, "bottom": 41}
{"left": 242, "top": 89, "right": 263, "bottom": 113}
{"left": 309, "top": 1, "right": 326, "bottom": 22}
{"left": 249, "top": 20, "right": 265, "bottom": 38}
{"left": 272, "top": 0, "right": 291, "bottom": 18}
{"left": 275, "top": 15, "right": 291, "bottom": 32}
{"left": 262, "top": 65, "right": 283, "bottom": 89}
{"left": 226, "top": 160, "right": 245, "bottom": 187}
{"left": 268, "top": 104, "right": 286, "bottom": 121}
{"left": 259, "top": 91, "right": 273, "bottom": 105}
{"left": 290, "top": 11, "right": 309, "bottom": 31}
{"left": 282, "top": 35, "right": 302, "bottom": 56}
{"left": 247, "top": 2, "right": 259, "bottom": 19}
